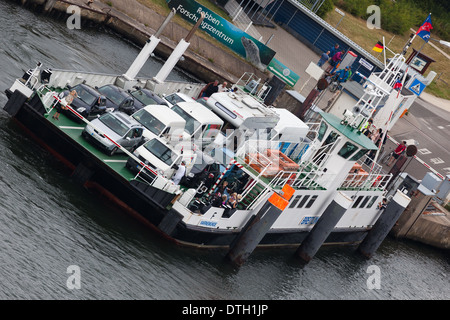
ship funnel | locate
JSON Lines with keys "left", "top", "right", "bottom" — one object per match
{"left": 153, "top": 12, "right": 205, "bottom": 84}
{"left": 123, "top": 8, "right": 176, "bottom": 81}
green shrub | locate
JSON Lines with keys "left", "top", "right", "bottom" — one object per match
{"left": 316, "top": 0, "right": 334, "bottom": 18}
{"left": 332, "top": 0, "right": 448, "bottom": 37}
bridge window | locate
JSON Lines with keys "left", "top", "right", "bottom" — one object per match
{"left": 338, "top": 142, "right": 358, "bottom": 159}
{"left": 289, "top": 195, "right": 302, "bottom": 208}
{"left": 352, "top": 195, "right": 364, "bottom": 208}
{"left": 350, "top": 148, "right": 369, "bottom": 161}
{"left": 367, "top": 196, "right": 378, "bottom": 208}
{"left": 297, "top": 195, "right": 310, "bottom": 208}
{"left": 317, "top": 121, "right": 328, "bottom": 141}
{"left": 359, "top": 196, "right": 370, "bottom": 208}
{"left": 305, "top": 195, "right": 318, "bottom": 208}
{"left": 324, "top": 131, "right": 339, "bottom": 145}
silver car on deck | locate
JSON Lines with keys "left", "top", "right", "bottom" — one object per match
{"left": 82, "top": 111, "right": 145, "bottom": 156}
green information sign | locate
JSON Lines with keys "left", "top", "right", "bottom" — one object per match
{"left": 167, "top": 0, "right": 276, "bottom": 70}
{"left": 267, "top": 58, "right": 300, "bottom": 87}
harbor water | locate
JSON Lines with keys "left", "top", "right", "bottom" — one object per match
{"left": 0, "top": 0, "right": 448, "bottom": 300}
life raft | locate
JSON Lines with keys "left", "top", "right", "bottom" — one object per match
{"left": 245, "top": 149, "right": 300, "bottom": 178}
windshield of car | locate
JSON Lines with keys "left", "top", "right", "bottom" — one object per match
{"left": 165, "top": 93, "right": 186, "bottom": 105}
{"left": 98, "top": 113, "right": 129, "bottom": 137}
{"left": 97, "top": 86, "right": 126, "bottom": 106}
{"left": 143, "top": 139, "right": 177, "bottom": 166}
{"left": 131, "top": 90, "right": 160, "bottom": 106}
{"left": 171, "top": 105, "right": 200, "bottom": 135}
{"left": 73, "top": 85, "right": 97, "bottom": 106}
{"left": 132, "top": 109, "right": 165, "bottom": 136}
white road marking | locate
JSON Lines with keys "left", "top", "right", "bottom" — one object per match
{"left": 430, "top": 158, "right": 445, "bottom": 165}
{"left": 418, "top": 148, "right": 432, "bottom": 155}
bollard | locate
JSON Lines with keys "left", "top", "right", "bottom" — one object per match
{"left": 358, "top": 190, "right": 411, "bottom": 258}
{"left": 226, "top": 185, "right": 294, "bottom": 267}
{"left": 295, "top": 192, "right": 352, "bottom": 263}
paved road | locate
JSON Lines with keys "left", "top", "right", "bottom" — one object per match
{"left": 384, "top": 97, "right": 450, "bottom": 180}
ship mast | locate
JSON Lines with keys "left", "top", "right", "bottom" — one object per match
{"left": 344, "top": 23, "right": 432, "bottom": 170}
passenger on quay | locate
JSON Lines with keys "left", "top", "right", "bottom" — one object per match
{"left": 387, "top": 141, "right": 407, "bottom": 166}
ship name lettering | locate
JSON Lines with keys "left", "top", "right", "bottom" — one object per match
{"left": 199, "top": 220, "right": 217, "bottom": 227}
{"left": 300, "top": 216, "right": 319, "bottom": 225}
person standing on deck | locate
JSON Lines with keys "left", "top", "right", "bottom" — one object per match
{"left": 199, "top": 80, "right": 219, "bottom": 98}
{"left": 53, "top": 90, "right": 77, "bottom": 120}
{"left": 172, "top": 161, "right": 186, "bottom": 185}
{"left": 218, "top": 81, "right": 228, "bottom": 92}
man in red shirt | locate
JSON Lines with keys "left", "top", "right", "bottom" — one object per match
{"left": 388, "top": 140, "right": 407, "bottom": 166}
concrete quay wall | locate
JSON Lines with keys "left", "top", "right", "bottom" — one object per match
{"left": 405, "top": 212, "right": 450, "bottom": 250}
{"left": 390, "top": 190, "right": 450, "bottom": 250}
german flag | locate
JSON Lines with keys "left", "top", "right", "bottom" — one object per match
{"left": 372, "top": 41, "right": 384, "bottom": 53}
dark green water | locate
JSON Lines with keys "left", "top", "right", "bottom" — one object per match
{"left": 0, "top": 0, "right": 448, "bottom": 300}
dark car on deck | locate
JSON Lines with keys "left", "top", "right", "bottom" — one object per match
{"left": 61, "top": 83, "right": 107, "bottom": 122}
{"left": 96, "top": 84, "right": 136, "bottom": 115}
{"left": 128, "top": 88, "right": 168, "bottom": 110}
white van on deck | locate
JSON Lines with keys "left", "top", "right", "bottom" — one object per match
{"left": 163, "top": 92, "right": 196, "bottom": 108}
{"left": 131, "top": 104, "right": 186, "bottom": 142}
{"left": 127, "top": 136, "right": 198, "bottom": 180}
{"left": 170, "top": 101, "right": 224, "bottom": 149}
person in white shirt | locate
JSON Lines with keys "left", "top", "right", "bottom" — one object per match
{"left": 172, "top": 161, "right": 186, "bottom": 185}
{"left": 218, "top": 81, "right": 228, "bottom": 92}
